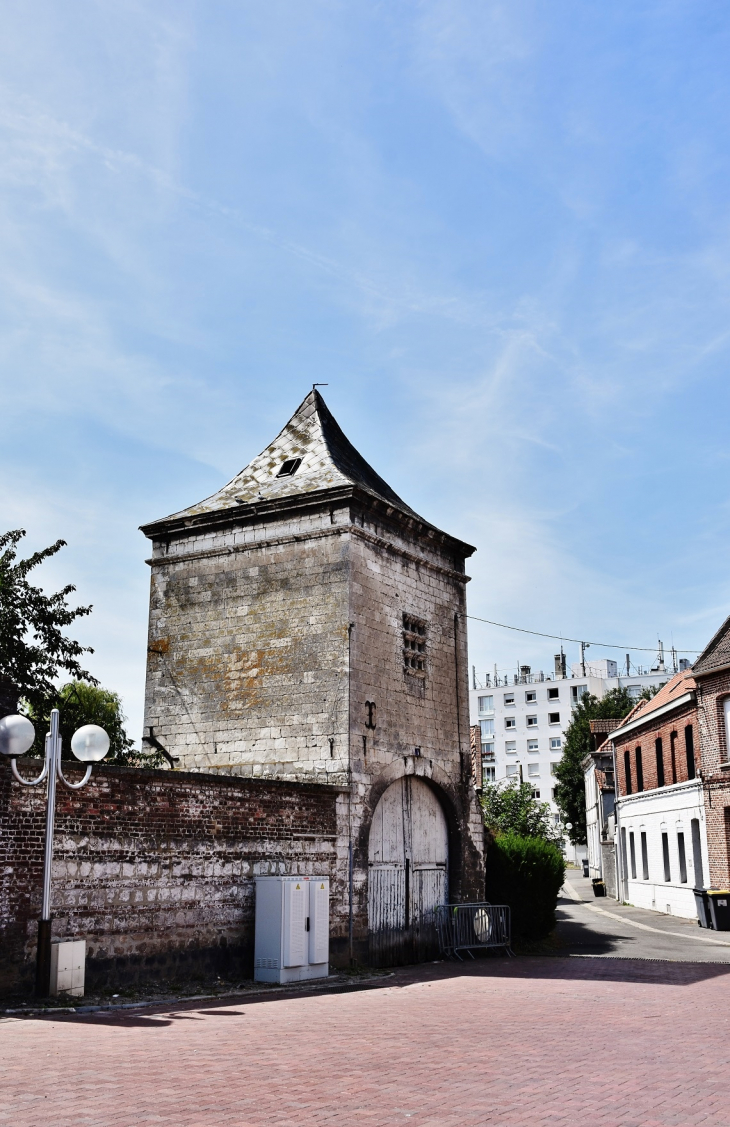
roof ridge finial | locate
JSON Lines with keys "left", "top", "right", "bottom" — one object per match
{"left": 312, "top": 383, "right": 328, "bottom": 392}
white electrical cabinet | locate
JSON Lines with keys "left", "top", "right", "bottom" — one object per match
{"left": 50, "top": 939, "right": 86, "bottom": 997}
{"left": 254, "top": 876, "right": 329, "bottom": 983}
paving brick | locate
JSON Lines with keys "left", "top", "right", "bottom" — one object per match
{"left": 2, "top": 957, "right": 730, "bottom": 1126}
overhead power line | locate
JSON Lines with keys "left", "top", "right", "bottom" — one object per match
{"left": 464, "top": 614, "right": 701, "bottom": 654}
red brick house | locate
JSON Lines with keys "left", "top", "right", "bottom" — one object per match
{"left": 691, "top": 615, "right": 730, "bottom": 888}
{"left": 609, "top": 669, "right": 705, "bottom": 916}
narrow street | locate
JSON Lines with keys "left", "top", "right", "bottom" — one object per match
{"left": 557, "top": 866, "right": 730, "bottom": 962}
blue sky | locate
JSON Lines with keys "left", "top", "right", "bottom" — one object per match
{"left": 2, "top": 1, "right": 729, "bottom": 737}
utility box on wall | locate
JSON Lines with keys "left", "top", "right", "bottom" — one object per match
{"left": 50, "top": 939, "right": 86, "bottom": 997}
{"left": 254, "top": 876, "right": 329, "bottom": 983}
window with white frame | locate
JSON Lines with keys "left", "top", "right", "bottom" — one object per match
{"left": 548, "top": 712, "right": 560, "bottom": 725}
{"left": 724, "top": 698, "right": 730, "bottom": 759}
{"left": 478, "top": 695, "right": 493, "bottom": 713}
{"left": 506, "top": 764, "right": 518, "bottom": 777}
{"left": 505, "top": 716, "right": 516, "bottom": 729}
{"left": 480, "top": 719, "right": 494, "bottom": 738}
{"left": 527, "top": 739, "right": 538, "bottom": 752}
{"left": 548, "top": 687, "right": 560, "bottom": 701}
{"left": 483, "top": 766, "right": 496, "bottom": 782}
{"left": 526, "top": 715, "right": 538, "bottom": 728}
{"left": 531, "top": 788, "right": 541, "bottom": 799}
{"left": 571, "top": 685, "right": 587, "bottom": 706}
{"left": 550, "top": 762, "right": 559, "bottom": 775}
{"left": 504, "top": 693, "right": 515, "bottom": 706}
{"left": 550, "top": 737, "right": 562, "bottom": 750}
{"left": 527, "top": 762, "right": 540, "bottom": 777}
{"left": 481, "top": 742, "right": 495, "bottom": 761}
{"left": 525, "top": 690, "right": 537, "bottom": 703}
{"left": 505, "top": 741, "right": 517, "bottom": 753}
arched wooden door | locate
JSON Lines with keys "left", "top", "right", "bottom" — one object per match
{"left": 367, "top": 777, "right": 448, "bottom": 965}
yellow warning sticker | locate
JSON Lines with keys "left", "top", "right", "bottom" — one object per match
{"left": 295, "top": 883, "right": 301, "bottom": 889}
{"left": 320, "top": 883, "right": 325, "bottom": 889}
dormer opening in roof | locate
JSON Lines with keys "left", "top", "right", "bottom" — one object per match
{"left": 276, "top": 457, "right": 302, "bottom": 478}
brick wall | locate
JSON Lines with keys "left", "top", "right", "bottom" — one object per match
{"left": 696, "top": 669, "right": 730, "bottom": 885}
{"left": 0, "top": 760, "right": 338, "bottom": 995}
{"left": 614, "top": 704, "right": 697, "bottom": 797}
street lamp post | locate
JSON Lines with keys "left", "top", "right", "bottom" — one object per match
{"left": 0, "top": 708, "right": 110, "bottom": 995}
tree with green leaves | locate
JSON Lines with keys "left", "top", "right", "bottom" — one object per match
{"left": 0, "top": 529, "right": 95, "bottom": 716}
{"left": 481, "top": 779, "right": 562, "bottom": 844}
{"left": 553, "top": 686, "right": 636, "bottom": 845}
{"left": 27, "top": 681, "right": 166, "bottom": 767}
{"left": 0, "top": 529, "right": 164, "bottom": 768}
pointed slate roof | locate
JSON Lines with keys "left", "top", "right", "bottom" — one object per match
{"left": 142, "top": 390, "right": 461, "bottom": 543}
{"left": 692, "top": 613, "right": 730, "bottom": 676}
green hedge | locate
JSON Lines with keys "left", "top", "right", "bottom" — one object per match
{"left": 485, "top": 832, "right": 566, "bottom": 940}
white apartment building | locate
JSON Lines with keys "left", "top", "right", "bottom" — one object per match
{"left": 469, "top": 652, "right": 680, "bottom": 856}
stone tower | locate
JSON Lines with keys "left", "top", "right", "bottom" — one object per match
{"left": 141, "top": 391, "right": 485, "bottom": 963}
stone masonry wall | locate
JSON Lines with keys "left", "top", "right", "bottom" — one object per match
{"left": 346, "top": 508, "right": 485, "bottom": 955}
{"left": 144, "top": 504, "right": 351, "bottom": 782}
{"left": 0, "top": 760, "right": 338, "bottom": 995}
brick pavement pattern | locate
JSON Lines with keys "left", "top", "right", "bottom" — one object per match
{"left": 3, "top": 957, "right": 730, "bottom": 1126}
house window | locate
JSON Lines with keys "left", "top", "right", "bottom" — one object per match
{"left": 276, "top": 457, "right": 302, "bottom": 477}
{"left": 677, "top": 832, "right": 688, "bottom": 883}
{"left": 506, "top": 764, "right": 518, "bottom": 777}
{"left": 550, "top": 737, "right": 562, "bottom": 750}
{"left": 723, "top": 698, "right": 730, "bottom": 759}
{"left": 483, "top": 766, "right": 496, "bottom": 783}
{"left": 481, "top": 742, "right": 495, "bottom": 762}
{"left": 655, "top": 738, "right": 665, "bottom": 788}
{"left": 525, "top": 690, "right": 537, "bottom": 703}
{"left": 641, "top": 831, "right": 649, "bottom": 880}
{"left": 624, "top": 749, "right": 633, "bottom": 795}
{"left": 505, "top": 717, "right": 516, "bottom": 729}
{"left": 629, "top": 832, "right": 637, "bottom": 879}
{"left": 480, "top": 719, "right": 494, "bottom": 739}
{"left": 478, "top": 695, "right": 493, "bottom": 713}
{"left": 635, "top": 747, "right": 644, "bottom": 792}
{"left": 531, "top": 788, "right": 541, "bottom": 799}
{"left": 402, "top": 615, "right": 427, "bottom": 674}
{"left": 662, "top": 832, "right": 671, "bottom": 882}
{"left": 528, "top": 763, "right": 540, "bottom": 777}
{"left": 505, "top": 741, "right": 517, "bottom": 753}
{"left": 548, "top": 712, "right": 560, "bottom": 725}
{"left": 548, "top": 687, "right": 560, "bottom": 701}
{"left": 504, "top": 693, "right": 515, "bottom": 706}
{"left": 526, "top": 715, "right": 538, "bottom": 728}
{"left": 550, "top": 762, "right": 558, "bottom": 775}
{"left": 571, "top": 685, "right": 587, "bottom": 706}
{"left": 685, "top": 725, "right": 696, "bottom": 780}
{"left": 527, "top": 740, "right": 539, "bottom": 752}
{"left": 670, "top": 731, "right": 677, "bottom": 785}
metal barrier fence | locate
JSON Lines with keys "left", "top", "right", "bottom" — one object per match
{"left": 435, "top": 903, "right": 513, "bottom": 959}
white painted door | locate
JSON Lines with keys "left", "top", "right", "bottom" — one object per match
{"left": 368, "top": 777, "right": 448, "bottom": 963}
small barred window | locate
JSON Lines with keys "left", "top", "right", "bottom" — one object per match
{"left": 402, "top": 614, "right": 427, "bottom": 675}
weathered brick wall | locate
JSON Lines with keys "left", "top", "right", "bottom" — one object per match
{"left": 0, "top": 760, "right": 338, "bottom": 995}
{"left": 614, "top": 704, "right": 697, "bottom": 796}
{"left": 696, "top": 670, "right": 730, "bottom": 885}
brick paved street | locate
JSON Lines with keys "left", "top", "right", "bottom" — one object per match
{"left": 3, "top": 951, "right": 730, "bottom": 1126}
